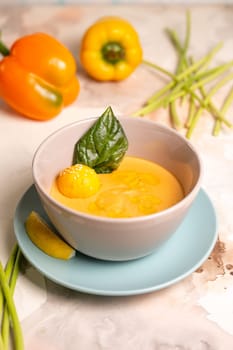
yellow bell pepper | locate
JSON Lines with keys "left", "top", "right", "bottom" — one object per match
{"left": 80, "top": 16, "right": 143, "bottom": 81}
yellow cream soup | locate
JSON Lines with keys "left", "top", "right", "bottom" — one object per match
{"left": 50, "top": 156, "right": 184, "bottom": 218}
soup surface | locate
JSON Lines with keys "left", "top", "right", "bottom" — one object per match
{"left": 50, "top": 156, "right": 184, "bottom": 218}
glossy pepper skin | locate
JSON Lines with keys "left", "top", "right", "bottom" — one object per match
{"left": 0, "top": 32, "right": 80, "bottom": 121}
{"left": 80, "top": 16, "right": 143, "bottom": 81}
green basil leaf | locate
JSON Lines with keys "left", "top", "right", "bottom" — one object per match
{"left": 72, "top": 106, "right": 128, "bottom": 174}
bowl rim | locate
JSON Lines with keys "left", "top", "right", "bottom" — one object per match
{"left": 32, "top": 116, "right": 203, "bottom": 224}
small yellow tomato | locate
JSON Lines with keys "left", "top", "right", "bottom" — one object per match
{"left": 57, "top": 164, "right": 101, "bottom": 198}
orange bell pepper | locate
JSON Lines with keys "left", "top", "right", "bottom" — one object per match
{"left": 0, "top": 32, "right": 80, "bottom": 121}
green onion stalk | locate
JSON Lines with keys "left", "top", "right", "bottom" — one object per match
{"left": 0, "top": 245, "right": 24, "bottom": 350}
{"left": 133, "top": 11, "right": 233, "bottom": 138}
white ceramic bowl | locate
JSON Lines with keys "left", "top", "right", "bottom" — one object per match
{"left": 32, "top": 117, "right": 202, "bottom": 261}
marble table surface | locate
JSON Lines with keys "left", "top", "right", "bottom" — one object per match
{"left": 1, "top": 3, "right": 233, "bottom": 349}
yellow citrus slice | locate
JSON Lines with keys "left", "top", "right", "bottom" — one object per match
{"left": 56, "top": 164, "right": 101, "bottom": 198}
{"left": 25, "top": 211, "right": 75, "bottom": 260}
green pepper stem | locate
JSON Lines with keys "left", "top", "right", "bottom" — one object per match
{"left": 101, "top": 42, "right": 125, "bottom": 65}
{"left": 0, "top": 40, "right": 10, "bottom": 56}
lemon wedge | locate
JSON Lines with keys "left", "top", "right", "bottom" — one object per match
{"left": 25, "top": 211, "right": 75, "bottom": 260}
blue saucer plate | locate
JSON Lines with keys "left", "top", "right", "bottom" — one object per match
{"left": 14, "top": 185, "right": 218, "bottom": 296}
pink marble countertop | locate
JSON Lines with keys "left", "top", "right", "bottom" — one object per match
{"left": 1, "top": 4, "right": 233, "bottom": 349}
